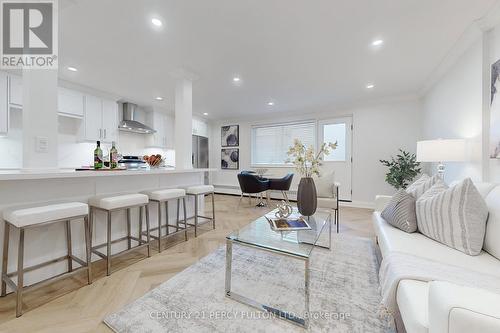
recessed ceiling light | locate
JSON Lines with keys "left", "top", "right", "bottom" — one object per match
{"left": 155, "top": 96, "right": 163, "bottom": 101}
{"left": 372, "top": 39, "right": 384, "bottom": 47}
{"left": 151, "top": 18, "right": 163, "bottom": 27}
{"left": 233, "top": 76, "right": 241, "bottom": 82}
{"left": 267, "top": 101, "right": 275, "bottom": 106}
{"left": 67, "top": 66, "right": 78, "bottom": 72}
{"left": 203, "top": 112, "right": 208, "bottom": 116}
{"left": 366, "top": 84, "right": 375, "bottom": 89}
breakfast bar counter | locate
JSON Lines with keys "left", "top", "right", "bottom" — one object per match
{"left": 0, "top": 168, "right": 215, "bottom": 290}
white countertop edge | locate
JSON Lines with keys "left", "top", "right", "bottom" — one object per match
{"left": 0, "top": 168, "right": 216, "bottom": 181}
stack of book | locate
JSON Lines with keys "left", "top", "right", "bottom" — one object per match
{"left": 265, "top": 213, "right": 311, "bottom": 231}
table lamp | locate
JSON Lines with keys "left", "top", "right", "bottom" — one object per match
{"left": 416, "top": 139, "right": 466, "bottom": 178}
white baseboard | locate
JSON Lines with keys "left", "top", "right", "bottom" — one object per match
{"left": 214, "top": 185, "right": 375, "bottom": 210}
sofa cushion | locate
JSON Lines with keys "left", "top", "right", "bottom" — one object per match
{"left": 484, "top": 186, "right": 500, "bottom": 260}
{"left": 415, "top": 178, "right": 488, "bottom": 256}
{"left": 373, "top": 212, "right": 500, "bottom": 277}
{"left": 397, "top": 280, "right": 429, "bottom": 333}
{"left": 406, "top": 174, "right": 439, "bottom": 199}
{"left": 381, "top": 189, "right": 417, "bottom": 233}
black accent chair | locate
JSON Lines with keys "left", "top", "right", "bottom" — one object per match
{"left": 237, "top": 172, "right": 270, "bottom": 207}
{"left": 268, "top": 173, "right": 294, "bottom": 203}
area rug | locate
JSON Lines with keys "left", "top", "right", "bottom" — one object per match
{"left": 104, "top": 234, "right": 395, "bottom": 332}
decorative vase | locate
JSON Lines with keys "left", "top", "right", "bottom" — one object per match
{"left": 297, "top": 177, "right": 317, "bottom": 216}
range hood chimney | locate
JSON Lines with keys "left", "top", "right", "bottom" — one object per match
{"left": 118, "top": 103, "right": 156, "bottom": 134}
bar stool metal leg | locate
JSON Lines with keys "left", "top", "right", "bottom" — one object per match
{"left": 126, "top": 208, "right": 131, "bottom": 250}
{"left": 211, "top": 193, "right": 216, "bottom": 229}
{"left": 16, "top": 228, "right": 25, "bottom": 317}
{"left": 176, "top": 199, "right": 180, "bottom": 230}
{"left": 65, "top": 220, "right": 73, "bottom": 272}
{"left": 138, "top": 208, "right": 143, "bottom": 244}
{"left": 165, "top": 203, "right": 169, "bottom": 236}
{"left": 157, "top": 202, "right": 162, "bottom": 253}
{"left": 106, "top": 211, "right": 112, "bottom": 276}
{"left": 83, "top": 215, "right": 92, "bottom": 284}
{"left": 1, "top": 222, "right": 10, "bottom": 297}
{"left": 145, "top": 205, "right": 151, "bottom": 257}
{"left": 194, "top": 195, "right": 198, "bottom": 237}
{"left": 183, "top": 197, "right": 188, "bottom": 241}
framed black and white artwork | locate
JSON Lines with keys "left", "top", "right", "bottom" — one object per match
{"left": 221, "top": 125, "right": 239, "bottom": 147}
{"left": 491, "top": 59, "right": 500, "bottom": 158}
{"left": 221, "top": 148, "right": 239, "bottom": 170}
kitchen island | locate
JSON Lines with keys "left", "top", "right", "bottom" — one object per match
{"left": 0, "top": 168, "right": 214, "bottom": 289}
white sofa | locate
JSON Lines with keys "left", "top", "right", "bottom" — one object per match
{"left": 373, "top": 182, "right": 500, "bottom": 333}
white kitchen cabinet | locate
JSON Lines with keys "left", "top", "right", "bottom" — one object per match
{"left": 101, "top": 99, "right": 118, "bottom": 142}
{"left": 192, "top": 117, "right": 208, "bottom": 137}
{"left": 82, "top": 95, "right": 118, "bottom": 143}
{"left": 0, "top": 72, "right": 8, "bottom": 135}
{"left": 58, "top": 87, "right": 84, "bottom": 118}
{"left": 165, "top": 114, "right": 174, "bottom": 149}
{"left": 8, "top": 75, "right": 22, "bottom": 107}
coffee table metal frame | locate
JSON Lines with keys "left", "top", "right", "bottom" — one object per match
{"left": 225, "top": 212, "right": 332, "bottom": 329}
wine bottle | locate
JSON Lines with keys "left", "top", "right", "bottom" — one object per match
{"left": 94, "top": 141, "right": 103, "bottom": 169}
{"left": 110, "top": 141, "right": 118, "bottom": 169}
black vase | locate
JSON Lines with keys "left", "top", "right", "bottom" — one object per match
{"left": 297, "top": 177, "right": 317, "bottom": 216}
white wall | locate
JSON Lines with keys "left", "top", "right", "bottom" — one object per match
{"left": 209, "top": 98, "right": 421, "bottom": 207}
{"left": 421, "top": 38, "right": 484, "bottom": 183}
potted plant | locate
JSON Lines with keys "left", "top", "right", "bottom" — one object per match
{"left": 380, "top": 149, "right": 421, "bottom": 190}
{"left": 287, "top": 139, "right": 337, "bottom": 216}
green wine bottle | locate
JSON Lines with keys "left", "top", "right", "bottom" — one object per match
{"left": 110, "top": 141, "right": 118, "bottom": 169}
{"left": 94, "top": 141, "right": 103, "bottom": 169}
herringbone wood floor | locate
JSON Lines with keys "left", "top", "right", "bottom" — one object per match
{"left": 0, "top": 194, "right": 374, "bottom": 332}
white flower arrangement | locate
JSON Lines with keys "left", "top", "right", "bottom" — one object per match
{"left": 286, "top": 139, "right": 338, "bottom": 178}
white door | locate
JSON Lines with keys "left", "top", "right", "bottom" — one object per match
{"left": 318, "top": 116, "right": 353, "bottom": 201}
{"left": 101, "top": 99, "right": 118, "bottom": 143}
{"left": 84, "top": 95, "right": 102, "bottom": 142}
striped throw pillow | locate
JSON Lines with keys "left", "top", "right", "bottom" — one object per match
{"left": 381, "top": 189, "right": 417, "bottom": 233}
{"left": 406, "top": 174, "right": 440, "bottom": 199}
{"left": 416, "top": 178, "right": 489, "bottom": 256}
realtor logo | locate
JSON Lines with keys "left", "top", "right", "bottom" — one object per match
{"left": 1, "top": 0, "right": 58, "bottom": 69}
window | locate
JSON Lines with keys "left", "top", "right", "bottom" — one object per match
{"left": 322, "top": 123, "right": 347, "bottom": 161}
{"left": 251, "top": 121, "right": 315, "bottom": 165}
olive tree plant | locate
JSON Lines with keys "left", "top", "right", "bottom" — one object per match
{"left": 380, "top": 149, "right": 421, "bottom": 190}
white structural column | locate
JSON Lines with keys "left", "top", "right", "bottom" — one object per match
{"left": 175, "top": 78, "right": 193, "bottom": 169}
{"left": 22, "top": 69, "right": 59, "bottom": 170}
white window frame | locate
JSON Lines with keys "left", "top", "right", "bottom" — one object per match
{"left": 251, "top": 120, "right": 316, "bottom": 167}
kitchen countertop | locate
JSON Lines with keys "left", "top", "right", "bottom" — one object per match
{"left": 0, "top": 168, "right": 215, "bottom": 181}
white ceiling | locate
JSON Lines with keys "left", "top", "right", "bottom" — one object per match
{"left": 58, "top": 0, "right": 498, "bottom": 119}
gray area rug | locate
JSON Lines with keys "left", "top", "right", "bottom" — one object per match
{"left": 105, "top": 235, "right": 395, "bottom": 332}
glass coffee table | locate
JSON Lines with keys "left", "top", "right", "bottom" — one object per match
{"left": 225, "top": 208, "right": 332, "bottom": 328}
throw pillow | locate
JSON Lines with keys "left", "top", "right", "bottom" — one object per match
{"left": 416, "top": 178, "right": 489, "bottom": 256}
{"left": 406, "top": 174, "right": 440, "bottom": 199}
{"left": 316, "top": 171, "right": 335, "bottom": 198}
{"left": 381, "top": 189, "right": 417, "bottom": 233}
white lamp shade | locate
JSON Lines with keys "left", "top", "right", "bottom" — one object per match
{"left": 416, "top": 139, "right": 466, "bottom": 162}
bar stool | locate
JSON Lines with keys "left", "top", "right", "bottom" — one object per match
{"left": 1, "top": 202, "right": 91, "bottom": 317}
{"left": 185, "top": 185, "right": 215, "bottom": 237}
{"left": 88, "top": 193, "right": 150, "bottom": 276}
{"left": 141, "top": 188, "right": 188, "bottom": 252}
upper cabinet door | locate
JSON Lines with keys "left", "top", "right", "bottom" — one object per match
{"left": 84, "top": 95, "right": 102, "bottom": 142}
{"left": 192, "top": 118, "right": 208, "bottom": 137}
{"left": 0, "top": 73, "right": 8, "bottom": 135}
{"left": 101, "top": 99, "right": 118, "bottom": 143}
{"left": 8, "top": 75, "right": 22, "bottom": 107}
{"left": 58, "top": 88, "right": 84, "bottom": 118}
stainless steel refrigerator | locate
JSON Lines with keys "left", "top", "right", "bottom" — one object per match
{"left": 192, "top": 135, "right": 209, "bottom": 184}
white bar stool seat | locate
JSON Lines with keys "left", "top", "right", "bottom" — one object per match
{"left": 142, "top": 188, "right": 188, "bottom": 252}
{"left": 88, "top": 193, "right": 148, "bottom": 211}
{"left": 3, "top": 202, "right": 88, "bottom": 228}
{"left": 142, "top": 188, "right": 186, "bottom": 202}
{"left": 88, "top": 193, "right": 151, "bottom": 276}
{"left": 1, "top": 202, "right": 91, "bottom": 317}
{"left": 185, "top": 185, "right": 216, "bottom": 237}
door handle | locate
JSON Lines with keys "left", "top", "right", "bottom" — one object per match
{"left": 104, "top": 129, "right": 107, "bottom": 139}
{"left": 99, "top": 128, "right": 102, "bottom": 138}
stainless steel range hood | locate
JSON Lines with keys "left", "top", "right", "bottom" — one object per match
{"left": 118, "top": 103, "right": 156, "bottom": 134}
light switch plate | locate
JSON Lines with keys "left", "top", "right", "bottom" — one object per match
{"left": 35, "top": 136, "right": 49, "bottom": 153}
